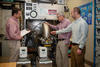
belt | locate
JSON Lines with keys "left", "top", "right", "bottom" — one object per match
{"left": 70, "top": 42, "right": 79, "bottom": 45}
{"left": 58, "top": 39, "right": 65, "bottom": 41}
{"left": 5, "top": 39, "right": 19, "bottom": 41}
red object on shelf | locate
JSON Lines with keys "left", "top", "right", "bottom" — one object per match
{"left": 68, "top": 54, "right": 71, "bottom": 57}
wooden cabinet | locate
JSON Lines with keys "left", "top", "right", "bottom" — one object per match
{"left": 0, "top": 62, "right": 16, "bottom": 67}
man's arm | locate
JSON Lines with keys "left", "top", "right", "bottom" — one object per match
{"left": 78, "top": 22, "right": 88, "bottom": 49}
{"left": 45, "top": 22, "right": 59, "bottom": 30}
{"left": 56, "top": 24, "right": 72, "bottom": 34}
{"left": 8, "top": 23, "right": 22, "bottom": 40}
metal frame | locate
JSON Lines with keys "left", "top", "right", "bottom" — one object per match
{"left": 93, "top": 0, "right": 96, "bottom": 66}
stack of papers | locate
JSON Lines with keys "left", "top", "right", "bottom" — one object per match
{"left": 17, "top": 58, "right": 31, "bottom": 64}
{"left": 21, "top": 29, "right": 30, "bottom": 37}
{"left": 39, "top": 58, "right": 52, "bottom": 64}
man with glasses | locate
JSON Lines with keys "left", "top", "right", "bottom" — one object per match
{"left": 45, "top": 13, "right": 71, "bottom": 67}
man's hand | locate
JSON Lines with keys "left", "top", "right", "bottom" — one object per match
{"left": 18, "top": 36, "right": 23, "bottom": 40}
{"left": 20, "top": 36, "right": 23, "bottom": 39}
{"left": 45, "top": 22, "right": 50, "bottom": 26}
{"left": 27, "top": 30, "right": 31, "bottom": 33}
{"left": 51, "top": 31, "right": 56, "bottom": 35}
{"left": 77, "top": 49, "right": 82, "bottom": 55}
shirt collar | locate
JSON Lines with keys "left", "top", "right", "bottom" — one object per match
{"left": 74, "top": 17, "right": 82, "bottom": 23}
{"left": 12, "top": 16, "right": 18, "bottom": 22}
{"left": 61, "top": 18, "right": 66, "bottom": 23}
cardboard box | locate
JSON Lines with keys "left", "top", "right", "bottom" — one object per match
{"left": 0, "top": 62, "right": 16, "bottom": 67}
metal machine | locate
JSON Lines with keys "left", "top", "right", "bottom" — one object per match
{"left": 22, "top": 2, "right": 65, "bottom": 65}
{"left": 23, "top": 2, "right": 64, "bottom": 46}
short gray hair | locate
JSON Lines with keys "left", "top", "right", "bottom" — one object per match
{"left": 57, "top": 12, "right": 65, "bottom": 17}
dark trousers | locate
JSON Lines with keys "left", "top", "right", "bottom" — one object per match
{"left": 71, "top": 45, "right": 85, "bottom": 67}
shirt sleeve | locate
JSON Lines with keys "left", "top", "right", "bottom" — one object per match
{"left": 56, "top": 23, "right": 72, "bottom": 34}
{"left": 66, "top": 32, "right": 72, "bottom": 40}
{"left": 64, "top": 21, "right": 72, "bottom": 41}
{"left": 79, "top": 22, "right": 88, "bottom": 49}
{"left": 8, "top": 22, "right": 21, "bottom": 40}
{"left": 49, "top": 24, "right": 59, "bottom": 30}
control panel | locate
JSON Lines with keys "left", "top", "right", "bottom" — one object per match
{"left": 25, "top": 3, "right": 64, "bottom": 20}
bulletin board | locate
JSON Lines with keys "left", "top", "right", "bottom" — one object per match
{"left": 79, "top": 2, "right": 92, "bottom": 25}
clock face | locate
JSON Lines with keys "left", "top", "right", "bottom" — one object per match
{"left": 30, "top": 11, "right": 37, "bottom": 18}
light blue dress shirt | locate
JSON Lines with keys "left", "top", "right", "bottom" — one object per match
{"left": 56, "top": 17, "right": 88, "bottom": 49}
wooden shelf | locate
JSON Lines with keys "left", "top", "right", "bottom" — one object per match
{"left": 96, "top": 2, "right": 100, "bottom": 4}
{"left": 0, "top": 1, "right": 20, "bottom": 5}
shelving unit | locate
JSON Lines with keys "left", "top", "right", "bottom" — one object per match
{"left": 0, "top": 0, "right": 22, "bottom": 5}
{"left": 94, "top": 0, "right": 100, "bottom": 67}
{"left": 0, "top": 1, "right": 24, "bottom": 30}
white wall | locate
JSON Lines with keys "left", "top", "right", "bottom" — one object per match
{"left": 0, "top": 9, "right": 12, "bottom": 35}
